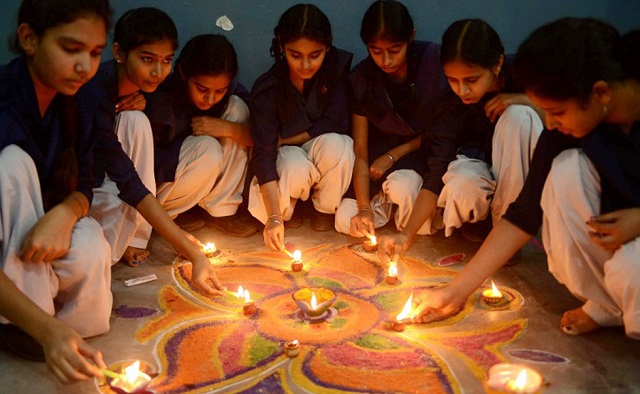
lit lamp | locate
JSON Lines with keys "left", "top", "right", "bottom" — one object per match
{"left": 482, "top": 280, "right": 504, "bottom": 305}
{"left": 242, "top": 288, "right": 257, "bottom": 316}
{"left": 385, "top": 261, "right": 399, "bottom": 285}
{"left": 486, "top": 363, "right": 543, "bottom": 393}
{"left": 391, "top": 294, "right": 413, "bottom": 332}
{"left": 284, "top": 340, "right": 300, "bottom": 358}
{"left": 291, "top": 250, "right": 303, "bottom": 272}
{"left": 363, "top": 234, "right": 378, "bottom": 252}
{"left": 202, "top": 242, "right": 219, "bottom": 258}
{"left": 108, "top": 361, "right": 151, "bottom": 394}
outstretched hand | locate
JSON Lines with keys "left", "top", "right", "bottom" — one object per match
{"left": 191, "top": 255, "right": 225, "bottom": 296}
{"left": 410, "top": 286, "right": 466, "bottom": 324}
{"left": 377, "top": 233, "right": 410, "bottom": 263}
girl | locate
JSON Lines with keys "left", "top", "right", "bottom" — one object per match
{"left": 378, "top": 19, "right": 543, "bottom": 261}
{"left": 249, "top": 4, "right": 354, "bottom": 250}
{"left": 87, "top": 9, "right": 224, "bottom": 295}
{"left": 0, "top": 0, "right": 110, "bottom": 382}
{"left": 411, "top": 18, "right": 640, "bottom": 340}
{"left": 145, "top": 33, "right": 256, "bottom": 239}
{"left": 334, "top": 0, "right": 449, "bottom": 239}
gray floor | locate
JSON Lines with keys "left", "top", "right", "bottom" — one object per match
{"left": 2, "top": 218, "right": 640, "bottom": 393}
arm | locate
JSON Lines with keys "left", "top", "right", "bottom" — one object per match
{"left": 259, "top": 180, "right": 285, "bottom": 251}
{"left": 115, "top": 92, "right": 146, "bottom": 112}
{"left": 134, "top": 194, "right": 224, "bottom": 295}
{"left": 484, "top": 93, "right": 545, "bottom": 123}
{"left": 279, "top": 131, "right": 311, "bottom": 146}
{"left": 370, "top": 135, "right": 422, "bottom": 181}
{"left": 191, "top": 95, "right": 254, "bottom": 147}
{"left": 0, "top": 271, "right": 105, "bottom": 383}
{"left": 350, "top": 114, "right": 375, "bottom": 237}
{"left": 587, "top": 207, "right": 640, "bottom": 251}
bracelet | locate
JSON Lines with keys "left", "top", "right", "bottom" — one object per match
{"left": 267, "top": 213, "right": 283, "bottom": 220}
{"left": 267, "top": 218, "right": 284, "bottom": 227}
{"left": 359, "top": 207, "right": 372, "bottom": 214}
{"left": 387, "top": 154, "right": 396, "bottom": 163}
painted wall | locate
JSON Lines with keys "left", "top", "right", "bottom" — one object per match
{"left": 1, "top": 0, "right": 638, "bottom": 88}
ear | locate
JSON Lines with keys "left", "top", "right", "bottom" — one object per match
{"left": 17, "top": 23, "right": 38, "bottom": 56}
{"left": 592, "top": 80, "right": 612, "bottom": 105}
{"left": 493, "top": 54, "right": 505, "bottom": 76}
{"left": 112, "top": 43, "right": 124, "bottom": 63}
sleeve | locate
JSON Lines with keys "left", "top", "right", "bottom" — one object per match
{"left": 503, "top": 130, "right": 579, "bottom": 235}
{"left": 348, "top": 70, "right": 367, "bottom": 117}
{"left": 250, "top": 86, "right": 280, "bottom": 186}
{"left": 307, "top": 79, "right": 350, "bottom": 138}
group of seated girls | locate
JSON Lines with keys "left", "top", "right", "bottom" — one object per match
{"left": 1, "top": 0, "right": 638, "bottom": 384}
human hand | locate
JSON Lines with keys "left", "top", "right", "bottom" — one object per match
{"left": 263, "top": 219, "right": 285, "bottom": 251}
{"left": 191, "top": 255, "right": 225, "bottom": 296}
{"left": 369, "top": 154, "right": 394, "bottom": 181}
{"left": 377, "top": 233, "right": 411, "bottom": 262}
{"left": 350, "top": 209, "right": 375, "bottom": 237}
{"left": 115, "top": 92, "right": 146, "bottom": 112}
{"left": 19, "top": 205, "right": 76, "bottom": 263}
{"left": 41, "top": 320, "right": 106, "bottom": 383}
{"left": 410, "top": 286, "right": 466, "bottom": 324}
{"left": 191, "top": 116, "right": 225, "bottom": 138}
{"left": 484, "top": 93, "right": 528, "bottom": 122}
{"left": 587, "top": 208, "right": 640, "bottom": 251}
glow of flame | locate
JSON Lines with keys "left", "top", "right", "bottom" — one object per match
{"left": 395, "top": 294, "right": 413, "bottom": 321}
{"left": 203, "top": 242, "right": 216, "bottom": 253}
{"left": 236, "top": 285, "right": 244, "bottom": 298}
{"left": 388, "top": 261, "right": 398, "bottom": 277}
{"left": 366, "top": 234, "right": 377, "bottom": 246}
{"left": 310, "top": 292, "right": 317, "bottom": 310}
{"left": 511, "top": 369, "right": 528, "bottom": 390}
{"left": 244, "top": 289, "right": 251, "bottom": 302}
{"left": 124, "top": 361, "right": 141, "bottom": 385}
{"left": 293, "top": 250, "right": 302, "bottom": 262}
{"left": 490, "top": 280, "right": 503, "bottom": 297}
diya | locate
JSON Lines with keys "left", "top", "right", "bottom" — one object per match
{"left": 363, "top": 234, "right": 378, "bottom": 252}
{"left": 385, "top": 261, "right": 399, "bottom": 285}
{"left": 107, "top": 361, "right": 151, "bottom": 394}
{"left": 292, "top": 287, "right": 336, "bottom": 320}
{"left": 284, "top": 340, "right": 300, "bottom": 358}
{"left": 485, "top": 363, "right": 543, "bottom": 393}
{"left": 290, "top": 250, "right": 303, "bottom": 272}
{"left": 202, "top": 242, "right": 220, "bottom": 258}
{"left": 389, "top": 294, "right": 413, "bottom": 332}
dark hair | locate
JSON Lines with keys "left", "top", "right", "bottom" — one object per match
{"left": 12, "top": 0, "right": 112, "bottom": 53}
{"left": 177, "top": 34, "right": 237, "bottom": 79}
{"left": 360, "top": 0, "right": 414, "bottom": 44}
{"left": 270, "top": 4, "right": 332, "bottom": 60}
{"left": 622, "top": 29, "right": 640, "bottom": 81}
{"left": 113, "top": 7, "right": 178, "bottom": 53}
{"left": 441, "top": 19, "right": 503, "bottom": 69}
{"left": 514, "top": 18, "right": 626, "bottom": 103}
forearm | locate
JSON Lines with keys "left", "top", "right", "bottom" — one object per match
{"left": 352, "top": 159, "right": 371, "bottom": 209}
{"left": 260, "top": 181, "right": 281, "bottom": 217}
{"left": 402, "top": 189, "right": 438, "bottom": 240}
{"left": 279, "top": 131, "right": 311, "bottom": 146}
{"left": 60, "top": 191, "right": 89, "bottom": 221}
{"left": 387, "top": 135, "right": 422, "bottom": 162}
{"left": 214, "top": 119, "right": 254, "bottom": 147}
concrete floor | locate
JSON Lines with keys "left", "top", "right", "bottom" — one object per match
{"left": 2, "top": 216, "right": 640, "bottom": 393}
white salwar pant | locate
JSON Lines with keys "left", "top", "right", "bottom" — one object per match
{"left": 248, "top": 133, "right": 355, "bottom": 224}
{"left": 541, "top": 148, "right": 640, "bottom": 339}
{"left": 156, "top": 95, "right": 250, "bottom": 219}
{"left": 0, "top": 145, "right": 112, "bottom": 337}
{"left": 91, "top": 110, "right": 156, "bottom": 264}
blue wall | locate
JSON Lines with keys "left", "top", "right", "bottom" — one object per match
{"left": 1, "top": 0, "right": 639, "bottom": 88}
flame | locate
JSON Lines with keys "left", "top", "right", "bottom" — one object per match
{"left": 244, "top": 289, "right": 251, "bottom": 302}
{"left": 367, "top": 234, "right": 377, "bottom": 246}
{"left": 511, "top": 369, "right": 528, "bottom": 390}
{"left": 490, "top": 280, "right": 502, "bottom": 297}
{"left": 203, "top": 242, "right": 216, "bottom": 253}
{"left": 388, "top": 261, "right": 398, "bottom": 277}
{"left": 310, "top": 292, "right": 317, "bottom": 310}
{"left": 395, "top": 294, "right": 413, "bottom": 321}
{"left": 236, "top": 285, "right": 244, "bottom": 298}
{"left": 124, "top": 361, "right": 141, "bottom": 385}
{"left": 293, "top": 250, "right": 302, "bottom": 262}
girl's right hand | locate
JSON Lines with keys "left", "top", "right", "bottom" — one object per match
{"left": 410, "top": 285, "right": 466, "bottom": 324}
{"left": 350, "top": 210, "right": 375, "bottom": 237}
{"left": 369, "top": 154, "right": 394, "bottom": 181}
{"left": 263, "top": 220, "right": 284, "bottom": 251}
{"left": 377, "top": 233, "right": 411, "bottom": 262}
{"left": 19, "top": 205, "right": 76, "bottom": 263}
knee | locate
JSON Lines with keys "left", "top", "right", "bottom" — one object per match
{"left": 189, "top": 136, "right": 223, "bottom": 166}
{"left": 335, "top": 198, "right": 357, "bottom": 234}
{"left": 315, "top": 133, "right": 355, "bottom": 166}
{"left": 383, "top": 170, "right": 422, "bottom": 203}
{"left": 116, "top": 111, "right": 152, "bottom": 139}
{"left": 0, "top": 145, "right": 36, "bottom": 179}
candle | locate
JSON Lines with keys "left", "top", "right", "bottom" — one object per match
{"left": 242, "top": 289, "right": 257, "bottom": 315}
{"left": 363, "top": 234, "right": 378, "bottom": 252}
{"left": 109, "top": 361, "right": 151, "bottom": 394}
{"left": 482, "top": 280, "right": 504, "bottom": 305}
{"left": 284, "top": 340, "right": 300, "bottom": 358}
{"left": 291, "top": 249, "right": 303, "bottom": 272}
{"left": 385, "top": 261, "right": 399, "bottom": 285}
{"left": 486, "top": 363, "right": 543, "bottom": 393}
{"left": 202, "top": 242, "right": 219, "bottom": 258}
{"left": 390, "top": 294, "right": 413, "bottom": 332}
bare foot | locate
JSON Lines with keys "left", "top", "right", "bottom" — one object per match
{"left": 561, "top": 307, "right": 601, "bottom": 335}
{"left": 121, "top": 246, "right": 149, "bottom": 267}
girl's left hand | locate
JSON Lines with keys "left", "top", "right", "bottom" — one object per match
{"left": 370, "top": 154, "right": 394, "bottom": 181}
{"left": 484, "top": 93, "right": 528, "bottom": 122}
{"left": 19, "top": 205, "right": 76, "bottom": 263}
{"left": 263, "top": 220, "right": 284, "bottom": 251}
{"left": 587, "top": 208, "right": 640, "bottom": 251}
{"left": 192, "top": 116, "right": 224, "bottom": 138}
{"left": 191, "top": 255, "right": 225, "bottom": 296}
{"left": 115, "top": 92, "right": 146, "bottom": 112}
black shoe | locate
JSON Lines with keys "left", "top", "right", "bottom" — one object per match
{"left": 310, "top": 209, "right": 335, "bottom": 232}
{"left": 206, "top": 214, "right": 258, "bottom": 238}
{"left": 460, "top": 217, "right": 493, "bottom": 243}
{"left": 0, "top": 324, "right": 45, "bottom": 362}
{"left": 284, "top": 207, "right": 304, "bottom": 229}
{"left": 174, "top": 211, "right": 205, "bottom": 232}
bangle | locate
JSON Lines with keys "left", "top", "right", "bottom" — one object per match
{"left": 387, "top": 154, "right": 396, "bottom": 163}
{"left": 267, "top": 213, "right": 283, "bottom": 220}
{"left": 267, "top": 218, "right": 284, "bottom": 227}
{"left": 359, "top": 207, "right": 372, "bottom": 214}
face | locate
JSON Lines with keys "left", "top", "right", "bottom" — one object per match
{"left": 185, "top": 73, "right": 232, "bottom": 111}
{"left": 26, "top": 15, "right": 107, "bottom": 97}
{"left": 528, "top": 91, "right": 604, "bottom": 138}
{"left": 283, "top": 37, "right": 328, "bottom": 84}
{"left": 444, "top": 60, "right": 500, "bottom": 104}
{"left": 119, "top": 39, "right": 175, "bottom": 93}
{"left": 367, "top": 38, "right": 409, "bottom": 77}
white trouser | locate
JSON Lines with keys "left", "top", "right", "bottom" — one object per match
{"left": 541, "top": 148, "right": 640, "bottom": 338}
{"left": 157, "top": 95, "right": 250, "bottom": 218}
{"left": 248, "top": 133, "right": 355, "bottom": 224}
{"left": 0, "top": 145, "right": 112, "bottom": 337}
{"left": 438, "top": 105, "right": 542, "bottom": 236}
{"left": 335, "top": 169, "right": 441, "bottom": 235}
{"left": 91, "top": 111, "right": 156, "bottom": 264}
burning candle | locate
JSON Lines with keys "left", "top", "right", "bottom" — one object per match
{"left": 284, "top": 340, "right": 300, "bottom": 358}
{"left": 486, "top": 363, "right": 543, "bottom": 393}
{"left": 482, "top": 280, "right": 504, "bottom": 305}
{"left": 109, "top": 361, "right": 151, "bottom": 394}
{"left": 242, "top": 289, "right": 257, "bottom": 315}
{"left": 310, "top": 291, "right": 318, "bottom": 311}
{"left": 385, "top": 261, "right": 399, "bottom": 285}
{"left": 202, "top": 242, "right": 219, "bottom": 258}
{"left": 291, "top": 250, "right": 303, "bottom": 272}
{"left": 391, "top": 294, "right": 413, "bottom": 332}
{"left": 363, "top": 234, "right": 378, "bottom": 252}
